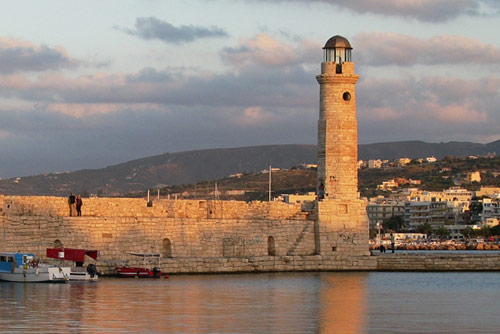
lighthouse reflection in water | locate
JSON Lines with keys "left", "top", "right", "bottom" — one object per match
{"left": 1, "top": 272, "right": 500, "bottom": 333}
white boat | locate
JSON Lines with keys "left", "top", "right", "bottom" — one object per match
{"left": 0, "top": 252, "right": 70, "bottom": 283}
{"left": 46, "top": 248, "right": 99, "bottom": 281}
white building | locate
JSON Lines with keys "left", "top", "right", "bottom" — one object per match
{"left": 368, "top": 159, "right": 382, "bottom": 169}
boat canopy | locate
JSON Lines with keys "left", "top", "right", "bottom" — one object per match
{"left": 127, "top": 252, "right": 161, "bottom": 258}
{"left": 46, "top": 248, "right": 98, "bottom": 262}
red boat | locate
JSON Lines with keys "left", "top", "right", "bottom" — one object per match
{"left": 116, "top": 252, "right": 164, "bottom": 278}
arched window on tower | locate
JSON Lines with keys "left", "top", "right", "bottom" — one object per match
{"left": 268, "top": 236, "right": 276, "bottom": 256}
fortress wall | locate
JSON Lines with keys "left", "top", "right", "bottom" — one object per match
{"left": 1, "top": 195, "right": 498, "bottom": 273}
{"left": 0, "top": 196, "right": 320, "bottom": 273}
{"left": 0, "top": 195, "right": 311, "bottom": 220}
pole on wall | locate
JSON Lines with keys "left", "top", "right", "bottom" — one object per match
{"left": 268, "top": 164, "right": 272, "bottom": 202}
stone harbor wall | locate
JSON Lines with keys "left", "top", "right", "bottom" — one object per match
{"left": 2, "top": 195, "right": 498, "bottom": 274}
{"left": 0, "top": 195, "right": 328, "bottom": 274}
{"left": 376, "top": 253, "right": 500, "bottom": 271}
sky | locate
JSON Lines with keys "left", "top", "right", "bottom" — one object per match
{"left": 0, "top": 0, "right": 499, "bottom": 178}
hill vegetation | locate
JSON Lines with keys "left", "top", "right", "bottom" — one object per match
{"left": 134, "top": 156, "right": 500, "bottom": 201}
{"left": 0, "top": 141, "right": 499, "bottom": 196}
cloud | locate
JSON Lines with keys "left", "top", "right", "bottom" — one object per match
{"left": 0, "top": 61, "right": 317, "bottom": 110}
{"left": 221, "top": 33, "right": 319, "bottom": 67}
{"left": 119, "top": 17, "right": 228, "bottom": 44}
{"left": 246, "top": 0, "right": 499, "bottom": 22}
{"left": 231, "top": 106, "right": 276, "bottom": 126}
{"left": 357, "top": 75, "right": 500, "bottom": 143}
{"left": 0, "top": 37, "right": 77, "bottom": 74}
{"left": 0, "top": 30, "right": 498, "bottom": 179}
{"left": 42, "top": 102, "right": 166, "bottom": 118}
{"left": 355, "top": 32, "right": 500, "bottom": 66}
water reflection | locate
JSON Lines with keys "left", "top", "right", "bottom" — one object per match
{"left": 318, "top": 272, "right": 368, "bottom": 333}
{"left": 1, "top": 272, "right": 499, "bottom": 333}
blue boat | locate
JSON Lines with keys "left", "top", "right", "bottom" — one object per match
{"left": 0, "top": 252, "right": 70, "bottom": 283}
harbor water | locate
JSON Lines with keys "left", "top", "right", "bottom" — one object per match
{"left": 1, "top": 272, "right": 499, "bottom": 333}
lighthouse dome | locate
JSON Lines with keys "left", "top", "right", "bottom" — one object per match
{"left": 322, "top": 35, "right": 352, "bottom": 63}
{"left": 323, "top": 35, "right": 352, "bottom": 50}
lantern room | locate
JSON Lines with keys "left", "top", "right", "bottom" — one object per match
{"left": 322, "top": 35, "right": 352, "bottom": 63}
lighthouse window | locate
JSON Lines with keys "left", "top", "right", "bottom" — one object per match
{"left": 345, "top": 49, "right": 352, "bottom": 62}
{"left": 343, "top": 92, "right": 351, "bottom": 101}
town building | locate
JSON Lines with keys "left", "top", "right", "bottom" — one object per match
{"left": 366, "top": 198, "right": 405, "bottom": 229}
{"left": 396, "top": 158, "right": 412, "bottom": 166}
{"left": 368, "top": 159, "right": 382, "bottom": 169}
{"left": 466, "top": 171, "right": 481, "bottom": 183}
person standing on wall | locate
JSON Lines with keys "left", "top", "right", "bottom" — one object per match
{"left": 76, "top": 194, "right": 83, "bottom": 216}
{"left": 390, "top": 233, "right": 396, "bottom": 253}
{"left": 68, "top": 192, "right": 76, "bottom": 216}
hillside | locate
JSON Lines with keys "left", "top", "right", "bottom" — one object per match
{"left": 358, "top": 140, "right": 500, "bottom": 160}
{"left": 0, "top": 145, "right": 316, "bottom": 196}
{"left": 0, "top": 140, "right": 498, "bottom": 196}
{"left": 133, "top": 155, "right": 500, "bottom": 201}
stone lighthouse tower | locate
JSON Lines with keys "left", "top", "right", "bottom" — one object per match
{"left": 315, "top": 35, "right": 369, "bottom": 256}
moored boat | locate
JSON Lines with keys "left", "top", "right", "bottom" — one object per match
{"left": 46, "top": 248, "right": 99, "bottom": 281}
{"left": 0, "top": 252, "right": 70, "bottom": 283}
{"left": 116, "top": 252, "right": 164, "bottom": 278}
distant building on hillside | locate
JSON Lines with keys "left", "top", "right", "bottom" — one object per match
{"left": 466, "top": 171, "right": 481, "bottom": 183}
{"left": 396, "top": 158, "right": 412, "bottom": 166}
{"left": 368, "top": 159, "right": 382, "bottom": 169}
{"left": 475, "top": 187, "right": 500, "bottom": 198}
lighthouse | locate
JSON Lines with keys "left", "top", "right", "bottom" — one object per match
{"left": 315, "top": 35, "right": 369, "bottom": 256}
{"left": 316, "top": 35, "right": 359, "bottom": 201}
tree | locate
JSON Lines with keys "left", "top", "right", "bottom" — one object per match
{"left": 383, "top": 215, "right": 405, "bottom": 232}
{"left": 469, "top": 200, "right": 483, "bottom": 223}
{"left": 462, "top": 226, "right": 475, "bottom": 240}
{"left": 477, "top": 226, "right": 492, "bottom": 238}
{"left": 434, "top": 226, "right": 450, "bottom": 238}
{"left": 416, "top": 222, "right": 432, "bottom": 235}
{"left": 490, "top": 224, "right": 500, "bottom": 236}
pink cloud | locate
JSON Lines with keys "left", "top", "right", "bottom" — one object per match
{"left": 422, "top": 102, "right": 487, "bottom": 124}
{"left": 221, "top": 33, "right": 319, "bottom": 67}
{"left": 358, "top": 75, "right": 498, "bottom": 127}
{"left": 249, "top": 0, "right": 495, "bottom": 22}
{"left": 0, "top": 130, "right": 10, "bottom": 139}
{"left": 44, "top": 102, "right": 165, "bottom": 118}
{"left": 367, "top": 107, "right": 402, "bottom": 120}
{"left": 355, "top": 32, "right": 500, "bottom": 66}
{"left": 232, "top": 106, "right": 275, "bottom": 126}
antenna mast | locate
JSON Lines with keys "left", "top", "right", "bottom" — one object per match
{"left": 268, "top": 164, "right": 272, "bottom": 202}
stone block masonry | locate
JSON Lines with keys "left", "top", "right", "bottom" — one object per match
{"left": 1, "top": 195, "right": 498, "bottom": 274}
{"left": 377, "top": 253, "right": 500, "bottom": 271}
{"left": 0, "top": 195, "right": 328, "bottom": 274}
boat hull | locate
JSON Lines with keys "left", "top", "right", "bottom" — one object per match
{"left": 70, "top": 267, "right": 98, "bottom": 281}
{"left": 0, "top": 266, "right": 71, "bottom": 283}
{"left": 116, "top": 267, "right": 162, "bottom": 278}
